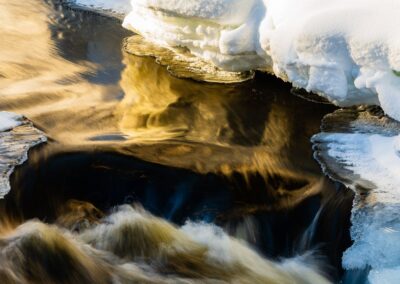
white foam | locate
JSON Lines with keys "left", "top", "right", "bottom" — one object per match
{"left": 0, "top": 204, "right": 330, "bottom": 283}
{"left": 80, "top": 205, "right": 330, "bottom": 283}
{"left": 119, "top": 0, "right": 400, "bottom": 121}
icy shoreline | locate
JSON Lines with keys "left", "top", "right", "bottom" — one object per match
{"left": 121, "top": 0, "right": 400, "bottom": 123}
{"left": 312, "top": 108, "right": 400, "bottom": 283}
{"left": 0, "top": 112, "right": 47, "bottom": 198}
{"left": 71, "top": 0, "right": 400, "bottom": 122}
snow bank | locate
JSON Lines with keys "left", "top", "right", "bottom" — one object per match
{"left": 120, "top": 0, "right": 400, "bottom": 121}
{"left": 312, "top": 108, "right": 400, "bottom": 283}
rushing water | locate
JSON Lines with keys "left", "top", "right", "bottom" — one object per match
{"left": 0, "top": 1, "right": 354, "bottom": 283}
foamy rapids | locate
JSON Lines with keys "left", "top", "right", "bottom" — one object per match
{"left": 0, "top": 201, "right": 330, "bottom": 284}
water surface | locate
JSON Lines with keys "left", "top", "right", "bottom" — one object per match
{"left": 0, "top": 1, "right": 353, "bottom": 282}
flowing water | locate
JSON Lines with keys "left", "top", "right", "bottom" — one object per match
{"left": 0, "top": 1, "right": 354, "bottom": 283}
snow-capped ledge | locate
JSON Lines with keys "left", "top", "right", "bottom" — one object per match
{"left": 121, "top": 0, "right": 400, "bottom": 122}
{"left": 70, "top": 0, "right": 400, "bottom": 121}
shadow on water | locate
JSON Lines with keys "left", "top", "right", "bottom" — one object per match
{"left": 0, "top": 0, "right": 355, "bottom": 282}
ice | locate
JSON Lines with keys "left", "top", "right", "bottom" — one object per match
{"left": 123, "top": 35, "right": 255, "bottom": 83}
{"left": 70, "top": 1, "right": 400, "bottom": 121}
{"left": 0, "top": 112, "right": 46, "bottom": 198}
{"left": 0, "top": 112, "right": 23, "bottom": 132}
{"left": 71, "top": 1, "right": 400, "bottom": 121}
{"left": 71, "top": 0, "right": 131, "bottom": 16}
{"left": 122, "top": 0, "right": 268, "bottom": 72}
{"left": 311, "top": 107, "right": 400, "bottom": 282}
{"left": 369, "top": 267, "right": 400, "bottom": 284}
{"left": 119, "top": 0, "right": 400, "bottom": 121}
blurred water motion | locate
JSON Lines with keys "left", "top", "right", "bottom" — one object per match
{"left": 0, "top": 0, "right": 336, "bottom": 192}
{"left": 0, "top": 0, "right": 129, "bottom": 144}
{"left": 117, "top": 53, "right": 332, "bottom": 177}
{"left": 0, "top": 202, "right": 334, "bottom": 284}
{"left": 0, "top": 0, "right": 352, "bottom": 282}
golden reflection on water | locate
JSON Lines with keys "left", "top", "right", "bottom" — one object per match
{"left": 0, "top": 0, "right": 335, "bottom": 208}
{"left": 0, "top": 0, "right": 123, "bottom": 143}
{"left": 0, "top": 4, "right": 351, "bottom": 282}
{"left": 116, "top": 52, "right": 326, "bottom": 184}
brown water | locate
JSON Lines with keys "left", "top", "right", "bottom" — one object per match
{"left": 0, "top": 0, "right": 354, "bottom": 283}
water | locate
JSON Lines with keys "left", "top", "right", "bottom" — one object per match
{"left": 0, "top": 0, "right": 354, "bottom": 282}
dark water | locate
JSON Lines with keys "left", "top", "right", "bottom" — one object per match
{"left": 0, "top": 0, "right": 354, "bottom": 283}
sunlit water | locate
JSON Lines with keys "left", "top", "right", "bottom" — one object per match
{"left": 0, "top": 0, "right": 354, "bottom": 283}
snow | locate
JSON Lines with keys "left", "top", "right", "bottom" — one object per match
{"left": 0, "top": 112, "right": 46, "bottom": 198}
{"left": 120, "top": 0, "right": 400, "bottom": 122}
{"left": 71, "top": 1, "right": 400, "bottom": 122}
{"left": 322, "top": 133, "right": 400, "bottom": 203}
{"left": 122, "top": 0, "right": 267, "bottom": 72}
{"left": 369, "top": 267, "right": 400, "bottom": 284}
{"left": 0, "top": 112, "right": 23, "bottom": 132}
{"left": 318, "top": 133, "right": 400, "bottom": 266}
{"left": 311, "top": 108, "right": 400, "bottom": 283}
{"left": 71, "top": 0, "right": 400, "bottom": 120}
{"left": 72, "top": 0, "right": 131, "bottom": 15}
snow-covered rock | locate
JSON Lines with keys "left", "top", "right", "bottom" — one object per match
{"left": 312, "top": 107, "right": 400, "bottom": 283}
{"left": 123, "top": 0, "right": 268, "bottom": 72}
{"left": 0, "top": 112, "right": 47, "bottom": 198}
{"left": 72, "top": 0, "right": 400, "bottom": 121}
